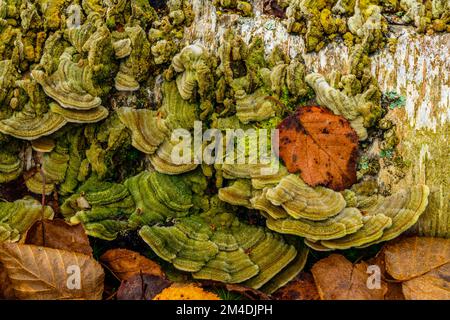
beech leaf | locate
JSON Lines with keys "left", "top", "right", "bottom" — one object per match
{"left": 402, "top": 263, "right": 450, "bottom": 300}
{"left": 25, "top": 219, "right": 93, "bottom": 256}
{"left": 0, "top": 263, "right": 15, "bottom": 299}
{"left": 311, "top": 254, "right": 387, "bottom": 300}
{"left": 272, "top": 272, "right": 320, "bottom": 300}
{"left": 0, "top": 243, "right": 104, "bottom": 300}
{"left": 100, "top": 248, "right": 164, "bottom": 281}
{"left": 116, "top": 273, "right": 171, "bottom": 300}
{"left": 384, "top": 237, "right": 450, "bottom": 281}
{"left": 277, "top": 106, "right": 358, "bottom": 191}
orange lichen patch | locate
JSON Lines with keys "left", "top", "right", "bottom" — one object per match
{"left": 277, "top": 106, "right": 358, "bottom": 191}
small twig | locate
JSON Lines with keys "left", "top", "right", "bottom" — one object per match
{"left": 99, "top": 262, "right": 122, "bottom": 282}
{"left": 105, "top": 291, "right": 117, "bottom": 300}
{"left": 39, "top": 163, "right": 46, "bottom": 247}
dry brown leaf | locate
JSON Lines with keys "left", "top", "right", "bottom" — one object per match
{"left": 366, "top": 251, "right": 405, "bottom": 300}
{"left": 0, "top": 243, "right": 104, "bottom": 300}
{"left": 384, "top": 237, "right": 450, "bottom": 280}
{"left": 116, "top": 273, "right": 171, "bottom": 300}
{"left": 223, "top": 284, "right": 271, "bottom": 300}
{"left": 272, "top": 272, "right": 320, "bottom": 300}
{"left": 0, "top": 263, "right": 15, "bottom": 300}
{"left": 100, "top": 248, "right": 164, "bottom": 281}
{"left": 278, "top": 106, "right": 358, "bottom": 191}
{"left": 311, "top": 254, "right": 387, "bottom": 300}
{"left": 385, "top": 282, "right": 405, "bottom": 300}
{"left": 402, "top": 263, "right": 450, "bottom": 300}
{"left": 25, "top": 219, "right": 92, "bottom": 256}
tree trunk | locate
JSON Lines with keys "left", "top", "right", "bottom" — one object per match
{"left": 186, "top": 0, "right": 449, "bottom": 237}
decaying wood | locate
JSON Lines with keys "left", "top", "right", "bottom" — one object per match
{"left": 185, "top": 0, "right": 449, "bottom": 237}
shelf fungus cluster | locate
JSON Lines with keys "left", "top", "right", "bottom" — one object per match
{"left": 0, "top": 0, "right": 441, "bottom": 293}
{"left": 304, "top": 39, "right": 383, "bottom": 141}
{"left": 139, "top": 197, "right": 309, "bottom": 293}
{"left": 58, "top": 169, "right": 309, "bottom": 292}
{"left": 219, "top": 174, "right": 430, "bottom": 250}
{"left": 0, "top": 0, "right": 194, "bottom": 142}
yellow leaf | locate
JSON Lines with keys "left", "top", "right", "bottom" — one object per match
{"left": 153, "top": 283, "right": 221, "bottom": 300}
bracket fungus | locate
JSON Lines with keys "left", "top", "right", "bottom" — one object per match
{"left": 216, "top": 169, "right": 432, "bottom": 249}
{"left": 160, "top": 81, "right": 199, "bottom": 131}
{"left": 236, "top": 90, "right": 283, "bottom": 124}
{"left": 139, "top": 209, "right": 308, "bottom": 292}
{"left": 117, "top": 107, "right": 169, "bottom": 154}
{"left": 276, "top": 0, "right": 445, "bottom": 52}
{"left": 265, "top": 174, "right": 347, "bottom": 221}
{"left": 0, "top": 149, "right": 22, "bottom": 184}
{"left": 32, "top": 48, "right": 103, "bottom": 111}
{"left": 305, "top": 72, "right": 381, "bottom": 140}
{"left": 115, "top": 26, "right": 152, "bottom": 92}
{"left": 149, "top": 139, "right": 198, "bottom": 175}
{"left": 61, "top": 177, "right": 135, "bottom": 241}
{"left": 0, "top": 78, "right": 68, "bottom": 140}
{"left": 265, "top": 207, "right": 364, "bottom": 241}
{"left": 358, "top": 184, "right": 430, "bottom": 245}
{"left": 0, "top": 106, "right": 67, "bottom": 141}
{"left": 218, "top": 179, "right": 254, "bottom": 208}
{"left": 0, "top": 197, "right": 54, "bottom": 242}
{"left": 125, "top": 171, "right": 193, "bottom": 227}
{"left": 170, "top": 44, "right": 213, "bottom": 103}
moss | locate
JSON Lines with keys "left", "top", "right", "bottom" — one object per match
{"left": 383, "top": 91, "right": 406, "bottom": 109}
{"left": 357, "top": 155, "right": 380, "bottom": 178}
{"left": 257, "top": 116, "right": 283, "bottom": 130}
{"left": 379, "top": 148, "right": 394, "bottom": 159}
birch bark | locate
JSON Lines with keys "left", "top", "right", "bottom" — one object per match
{"left": 185, "top": 0, "right": 450, "bottom": 237}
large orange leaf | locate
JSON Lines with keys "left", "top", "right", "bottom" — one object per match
{"left": 277, "top": 106, "right": 358, "bottom": 191}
